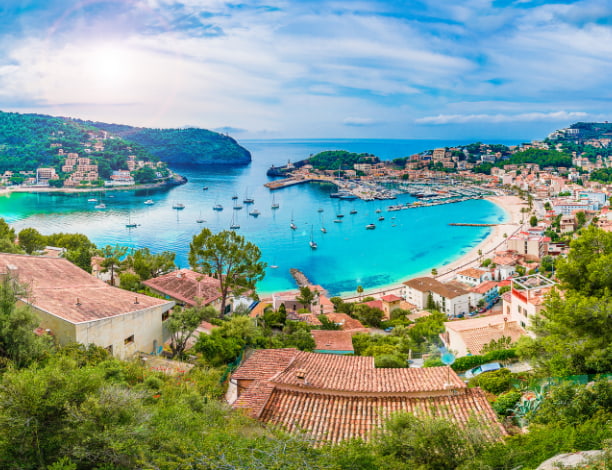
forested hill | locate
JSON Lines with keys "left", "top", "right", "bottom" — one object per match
{"left": 0, "top": 110, "right": 251, "bottom": 172}
{"left": 81, "top": 121, "right": 251, "bottom": 166}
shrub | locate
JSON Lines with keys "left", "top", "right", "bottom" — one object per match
{"left": 375, "top": 354, "right": 406, "bottom": 368}
{"left": 492, "top": 390, "right": 522, "bottom": 417}
{"left": 468, "top": 368, "right": 513, "bottom": 395}
{"left": 423, "top": 357, "right": 445, "bottom": 368}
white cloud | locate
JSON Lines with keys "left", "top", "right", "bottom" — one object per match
{"left": 343, "top": 117, "right": 377, "bottom": 126}
{"left": 416, "top": 111, "right": 589, "bottom": 125}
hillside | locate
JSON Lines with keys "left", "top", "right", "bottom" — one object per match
{"left": 82, "top": 121, "right": 252, "bottom": 166}
{"left": 0, "top": 111, "right": 251, "bottom": 174}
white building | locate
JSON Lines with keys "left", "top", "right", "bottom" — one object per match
{"left": 403, "top": 277, "right": 471, "bottom": 317}
{"left": 0, "top": 253, "right": 175, "bottom": 359}
{"left": 503, "top": 274, "right": 556, "bottom": 331}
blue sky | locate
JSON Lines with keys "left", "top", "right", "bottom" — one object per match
{"left": 0, "top": 0, "right": 610, "bottom": 140}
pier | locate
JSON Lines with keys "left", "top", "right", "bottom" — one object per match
{"left": 290, "top": 268, "right": 312, "bottom": 287}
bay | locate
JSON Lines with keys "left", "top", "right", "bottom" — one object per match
{"left": 1, "top": 138, "right": 521, "bottom": 296}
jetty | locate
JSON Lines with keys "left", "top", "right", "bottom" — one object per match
{"left": 290, "top": 268, "right": 312, "bottom": 287}
{"left": 264, "top": 176, "right": 327, "bottom": 190}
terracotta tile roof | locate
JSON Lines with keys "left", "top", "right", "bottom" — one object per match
{"left": 457, "top": 268, "right": 487, "bottom": 279}
{"left": 471, "top": 281, "right": 498, "bottom": 294}
{"left": 381, "top": 294, "right": 402, "bottom": 302}
{"left": 269, "top": 352, "right": 464, "bottom": 394}
{"left": 142, "top": 269, "right": 221, "bottom": 306}
{"left": 257, "top": 387, "right": 504, "bottom": 445}
{"left": 232, "top": 348, "right": 299, "bottom": 381}
{"left": 324, "top": 312, "right": 366, "bottom": 331}
{"left": 311, "top": 330, "right": 354, "bottom": 352}
{"left": 444, "top": 314, "right": 526, "bottom": 355}
{"left": 404, "top": 277, "right": 469, "bottom": 299}
{"left": 0, "top": 253, "right": 173, "bottom": 324}
{"left": 231, "top": 349, "right": 506, "bottom": 444}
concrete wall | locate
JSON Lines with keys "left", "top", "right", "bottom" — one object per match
{"left": 74, "top": 302, "right": 174, "bottom": 359}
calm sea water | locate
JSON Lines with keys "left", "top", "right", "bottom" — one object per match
{"left": 1, "top": 139, "right": 520, "bottom": 296}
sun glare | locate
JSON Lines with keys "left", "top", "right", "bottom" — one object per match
{"left": 90, "top": 45, "right": 131, "bottom": 88}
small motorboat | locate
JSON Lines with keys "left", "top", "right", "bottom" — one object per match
{"left": 366, "top": 224, "right": 376, "bottom": 230}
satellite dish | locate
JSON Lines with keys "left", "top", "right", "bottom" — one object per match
{"left": 441, "top": 352, "right": 455, "bottom": 365}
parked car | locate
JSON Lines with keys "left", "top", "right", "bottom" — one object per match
{"left": 464, "top": 362, "right": 502, "bottom": 379}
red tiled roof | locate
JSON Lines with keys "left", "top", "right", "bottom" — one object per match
{"left": 324, "top": 312, "right": 366, "bottom": 331}
{"left": 257, "top": 387, "right": 504, "bottom": 444}
{"left": 232, "top": 349, "right": 506, "bottom": 444}
{"left": 240, "top": 350, "right": 465, "bottom": 394}
{"left": 457, "top": 268, "right": 487, "bottom": 279}
{"left": 0, "top": 253, "right": 172, "bottom": 324}
{"left": 445, "top": 315, "right": 526, "bottom": 355}
{"left": 311, "top": 330, "right": 354, "bottom": 352}
{"left": 404, "top": 277, "right": 469, "bottom": 299}
{"left": 232, "top": 348, "right": 299, "bottom": 381}
{"left": 381, "top": 294, "right": 402, "bottom": 302}
{"left": 142, "top": 269, "right": 222, "bottom": 306}
{"left": 471, "top": 281, "right": 498, "bottom": 294}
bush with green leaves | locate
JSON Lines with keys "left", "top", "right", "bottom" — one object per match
{"left": 468, "top": 368, "right": 513, "bottom": 395}
{"left": 451, "top": 349, "right": 517, "bottom": 372}
{"left": 492, "top": 390, "right": 522, "bottom": 417}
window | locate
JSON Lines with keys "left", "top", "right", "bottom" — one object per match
{"left": 124, "top": 335, "right": 134, "bottom": 345}
{"left": 105, "top": 345, "right": 113, "bottom": 354}
{"left": 162, "top": 311, "right": 170, "bottom": 322}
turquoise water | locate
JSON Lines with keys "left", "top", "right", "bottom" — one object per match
{"left": 1, "top": 139, "right": 516, "bottom": 296}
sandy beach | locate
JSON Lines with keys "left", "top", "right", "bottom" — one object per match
{"left": 341, "top": 195, "right": 527, "bottom": 301}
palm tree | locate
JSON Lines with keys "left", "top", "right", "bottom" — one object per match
{"left": 356, "top": 285, "right": 364, "bottom": 301}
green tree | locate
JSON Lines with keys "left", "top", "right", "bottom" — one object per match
{"left": 0, "top": 276, "right": 52, "bottom": 368}
{"left": 295, "top": 285, "right": 316, "bottom": 312}
{"left": 167, "top": 305, "right": 216, "bottom": 358}
{"left": 126, "top": 247, "right": 175, "bottom": 280}
{"left": 377, "top": 413, "right": 491, "bottom": 470}
{"left": 0, "top": 218, "right": 21, "bottom": 253}
{"left": 118, "top": 272, "right": 141, "bottom": 291}
{"left": 132, "top": 166, "right": 157, "bottom": 184}
{"left": 555, "top": 226, "right": 612, "bottom": 296}
{"left": 529, "top": 215, "right": 538, "bottom": 227}
{"left": 189, "top": 229, "right": 266, "bottom": 317}
{"left": 17, "top": 227, "right": 46, "bottom": 254}
{"left": 517, "top": 227, "right": 612, "bottom": 375}
{"left": 353, "top": 304, "right": 383, "bottom": 328}
{"left": 99, "top": 245, "right": 128, "bottom": 286}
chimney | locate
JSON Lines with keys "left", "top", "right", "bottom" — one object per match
{"left": 295, "top": 369, "right": 307, "bottom": 385}
{"left": 76, "top": 297, "right": 81, "bottom": 306}
{"left": 134, "top": 296, "right": 139, "bottom": 305}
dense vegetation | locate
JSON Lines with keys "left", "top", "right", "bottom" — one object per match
{"left": 85, "top": 122, "right": 251, "bottom": 165}
{"left": 306, "top": 150, "right": 380, "bottom": 171}
{"left": 0, "top": 111, "right": 87, "bottom": 172}
{"left": 0, "top": 110, "right": 251, "bottom": 178}
{"left": 589, "top": 167, "right": 612, "bottom": 183}
{"left": 473, "top": 148, "right": 573, "bottom": 174}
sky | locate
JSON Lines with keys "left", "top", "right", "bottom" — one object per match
{"left": 0, "top": 0, "right": 610, "bottom": 140}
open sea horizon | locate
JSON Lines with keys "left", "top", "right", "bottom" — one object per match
{"left": 2, "top": 138, "right": 522, "bottom": 296}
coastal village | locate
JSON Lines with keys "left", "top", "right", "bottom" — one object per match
{"left": 1, "top": 120, "right": 612, "bottom": 468}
